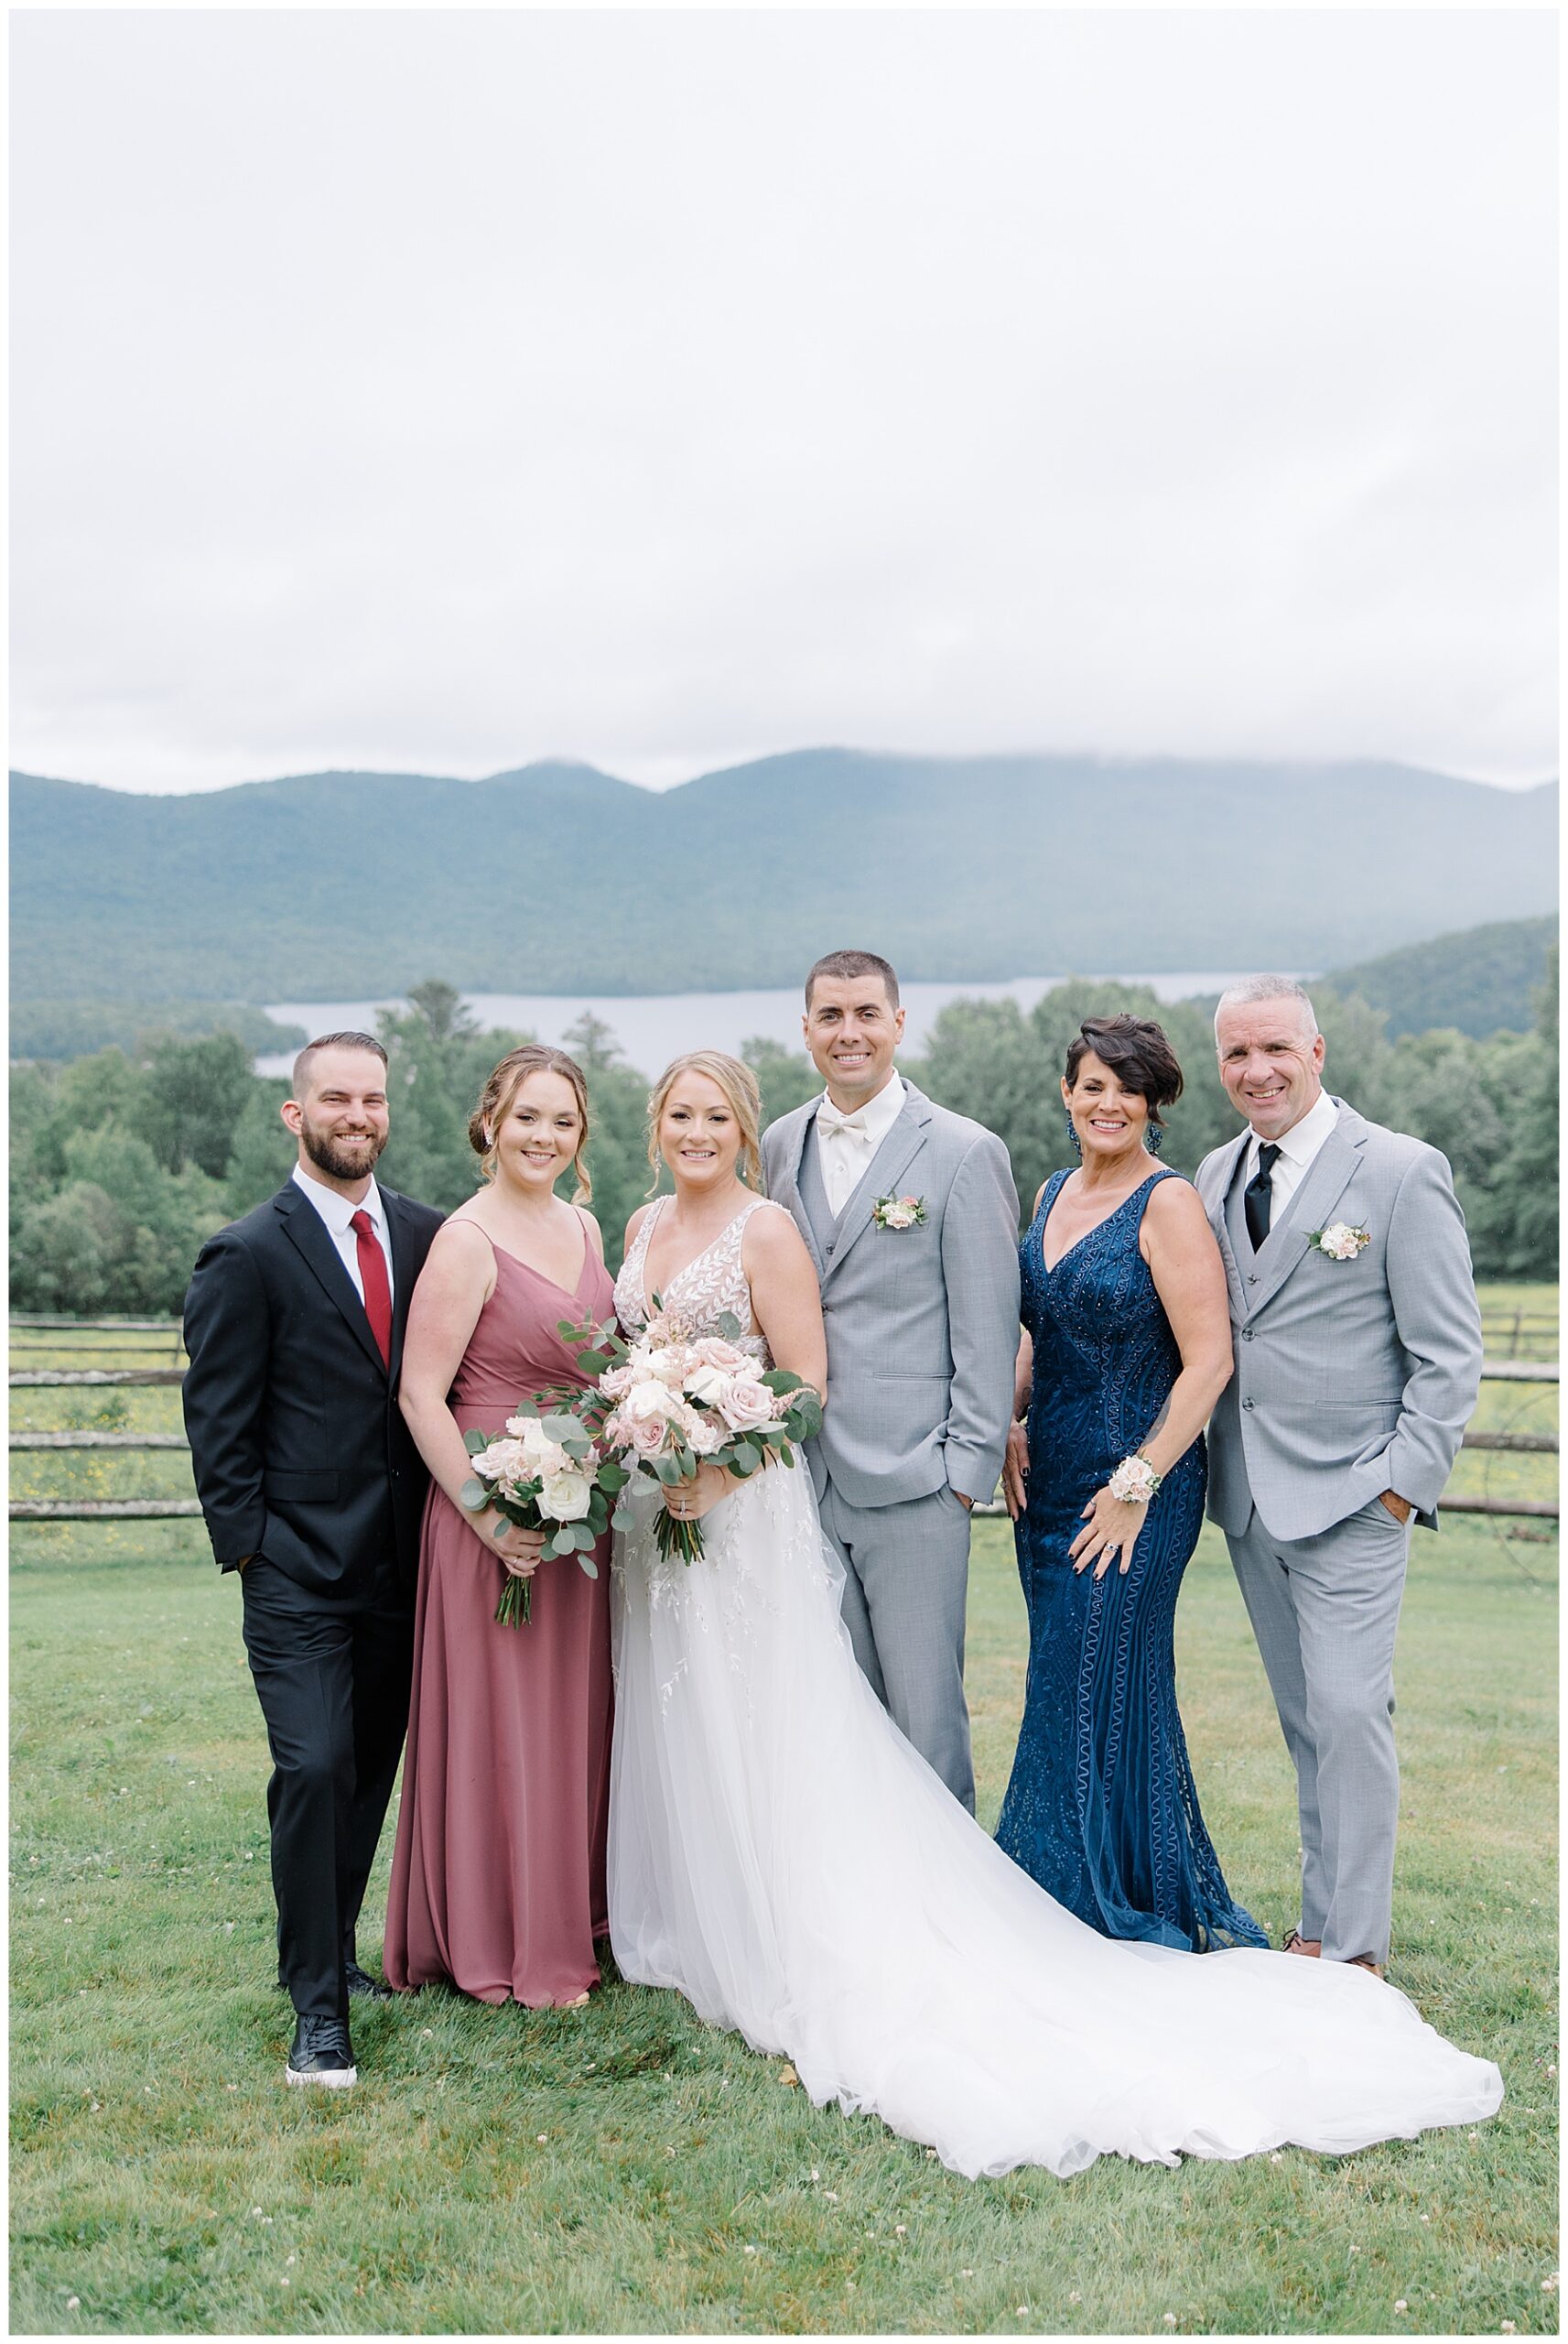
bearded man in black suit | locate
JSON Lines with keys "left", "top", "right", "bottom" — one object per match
{"left": 183, "top": 1031, "right": 444, "bottom": 2089}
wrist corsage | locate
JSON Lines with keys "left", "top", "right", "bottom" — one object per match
{"left": 1107, "top": 1452, "right": 1162, "bottom": 1505}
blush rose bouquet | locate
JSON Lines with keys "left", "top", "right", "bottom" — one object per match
{"left": 459, "top": 1399, "right": 630, "bottom": 1627}
{"left": 557, "top": 1303, "right": 824, "bottom": 1563}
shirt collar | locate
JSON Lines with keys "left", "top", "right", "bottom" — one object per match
{"left": 818, "top": 1070, "right": 905, "bottom": 1142}
{"left": 1251, "top": 1089, "right": 1339, "bottom": 1169}
{"left": 292, "top": 1162, "right": 385, "bottom": 1234}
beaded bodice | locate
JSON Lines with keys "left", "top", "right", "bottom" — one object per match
{"left": 613, "top": 1196, "right": 779, "bottom": 1364}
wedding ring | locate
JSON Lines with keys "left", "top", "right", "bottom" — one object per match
{"left": 1103, "top": 1543, "right": 1119, "bottom": 1562}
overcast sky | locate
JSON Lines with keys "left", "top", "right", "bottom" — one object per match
{"left": 10, "top": 9, "right": 1557, "bottom": 795}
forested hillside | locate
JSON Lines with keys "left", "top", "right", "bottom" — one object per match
{"left": 11, "top": 754, "right": 1557, "bottom": 1004}
{"left": 1323, "top": 916, "right": 1558, "bottom": 1038}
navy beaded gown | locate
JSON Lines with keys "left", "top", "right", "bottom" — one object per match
{"left": 996, "top": 1165, "right": 1266, "bottom": 1953}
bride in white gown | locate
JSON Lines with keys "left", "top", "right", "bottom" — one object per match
{"left": 607, "top": 1052, "right": 1503, "bottom": 2181}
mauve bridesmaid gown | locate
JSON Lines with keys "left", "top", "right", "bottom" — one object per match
{"left": 384, "top": 1224, "right": 615, "bottom": 2005}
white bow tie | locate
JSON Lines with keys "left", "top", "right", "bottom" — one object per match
{"left": 818, "top": 1103, "right": 873, "bottom": 1145}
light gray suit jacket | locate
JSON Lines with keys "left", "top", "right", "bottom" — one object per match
{"left": 762, "top": 1080, "right": 1021, "bottom": 1510}
{"left": 1195, "top": 1098, "right": 1483, "bottom": 1542}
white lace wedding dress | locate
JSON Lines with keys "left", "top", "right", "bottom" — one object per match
{"left": 608, "top": 1197, "right": 1503, "bottom": 2179}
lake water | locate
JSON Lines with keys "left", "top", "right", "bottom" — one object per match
{"left": 256, "top": 971, "right": 1279, "bottom": 1078}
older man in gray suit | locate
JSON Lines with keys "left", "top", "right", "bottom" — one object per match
{"left": 1195, "top": 976, "right": 1482, "bottom": 1975}
{"left": 762, "top": 949, "right": 1021, "bottom": 1812}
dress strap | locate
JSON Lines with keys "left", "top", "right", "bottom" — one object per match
{"left": 1034, "top": 1168, "right": 1073, "bottom": 1226}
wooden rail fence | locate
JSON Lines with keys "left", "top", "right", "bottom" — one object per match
{"left": 11, "top": 1340, "right": 1557, "bottom": 1526}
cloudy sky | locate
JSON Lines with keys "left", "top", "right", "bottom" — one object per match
{"left": 10, "top": 9, "right": 1556, "bottom": 794}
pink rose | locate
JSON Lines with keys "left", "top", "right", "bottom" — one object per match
{"left": 716, "top": 1374, "right": 780, "bottom": 1434}
{"left": 690, "top": 1336, "right": 749, "bottom": 1372}
{"left": 622, "top": 1410, "right": 671, "bottom": 1460}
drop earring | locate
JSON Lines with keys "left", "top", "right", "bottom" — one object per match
{"left": 1147, "top": 1123, "right": 1164, "bottom": 1157}
{"left": 1064, "top": 1108, "right": 1082, "bottom": 1160}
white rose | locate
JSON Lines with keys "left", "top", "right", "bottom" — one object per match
{"left": 513, "top": 1416, "right": 565, "bottom": 1467}
{"left": 626, "top": 1379, "right": 684, "bottom": 1423}
{"left": 684, "top": 1362, "right": 730, "bottom": 1405}
{"left": 686, "top": 1412, "right": 725, "bottom": 1457}
{"left": 882, "top": 1202, "right": 917, "bottom": 1230}
{"left": 540, "top": 1466, "right": 593, "bottom": 1521}
{"left": 643, "top": 1345, "right": 688, "bottom": 1388}
{"left": 1320, "top": 1222, "right": 1363, "bottom": 1260}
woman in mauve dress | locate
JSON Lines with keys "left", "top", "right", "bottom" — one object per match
{"left": 384, "top": 1045, "right": 615, "bottom": 2007}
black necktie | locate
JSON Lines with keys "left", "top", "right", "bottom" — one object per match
{"left": 1244, "top": 1143, "right": 1282, "bottom": 1252}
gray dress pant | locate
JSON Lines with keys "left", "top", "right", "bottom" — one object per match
{"left": 818, "top": 1478, "right": 976, "bottom": 1815}
{"left": 1227, "top": 1498, "right": 1411, "bottom": 1966}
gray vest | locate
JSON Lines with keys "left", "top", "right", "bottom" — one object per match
{"left": 796, "top": 1123, "right": 842, "bottom": 1263}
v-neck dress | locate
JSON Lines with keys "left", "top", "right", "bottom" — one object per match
{"left": 995, "top": 1167, "right": 1266, "bottom": 1952}
{"left": 384, "top": 1226, "right": 617, "bottom": 2004}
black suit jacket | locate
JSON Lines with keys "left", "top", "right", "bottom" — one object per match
{"left": 182, "top": 1179, "right": 446, "bottom": 1601}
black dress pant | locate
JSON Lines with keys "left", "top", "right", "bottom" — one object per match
{"left": 239, "top": 1559, "right": 415, "bottom": 2021}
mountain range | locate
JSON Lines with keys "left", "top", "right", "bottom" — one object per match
{"left": 11, "top": 752, "right": 1558, "bottom": 1004}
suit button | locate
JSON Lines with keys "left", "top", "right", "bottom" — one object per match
{"left": 1240, "top": 1328, "right": 1253, "bottom": 1341}
{"left": 1247, "top": 1274, "right": 1259, "bottom": 1285}
{"left": 1242, "top": 1397, "right": 1255, "bottom": 1410}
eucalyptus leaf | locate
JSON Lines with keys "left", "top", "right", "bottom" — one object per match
{"left": 459, "top": 1477, "right": 489, "bottom": 1511}
{"left": 577, "top": 1554, "right": 600, "bottom": 1579}
{"left": 715, "top": 1310, "right": 743, "bottom": 1340}
{"left": 463, "top": 1428, "right": 490, "bottom": 1455}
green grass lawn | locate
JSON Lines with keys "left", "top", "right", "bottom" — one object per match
{"left": 11, "top": 1503, "right": 1558, "bottom": 2336}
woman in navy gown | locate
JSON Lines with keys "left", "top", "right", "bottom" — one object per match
{"left": 998, "top": 1015, "right": 1266, "bottom": 1952}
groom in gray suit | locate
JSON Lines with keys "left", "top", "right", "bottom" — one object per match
{"left": 1195, "top": 976, "right": 1482, "bottom": 1973}
{"left": 761, "top": 950, "right": 1021, "bottom": 1812}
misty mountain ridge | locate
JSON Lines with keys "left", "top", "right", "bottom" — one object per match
{"left": 11, "top": 749, "right": 1557, "bottom": 1004}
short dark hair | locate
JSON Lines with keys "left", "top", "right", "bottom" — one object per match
{"left": 291, "top": 1030, "right": 389, "bottom": 1099}
{"left": 1064, "top": 1015, "right": 1184, "bottom": 1125}
{"left": 805, "top": 949, "right": 900, "bottom": 1011}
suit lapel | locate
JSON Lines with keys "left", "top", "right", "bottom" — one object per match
{"left": 823, "top": 1085, "right": 933, "bottom": 1282}
{"left": 777, "top": 1104, "right": 827, "bottom": 1277}
{"left": 1248, "top": 1102, "right": 1365, "bottom": 1318}
{"left": 1205, "top": 1132, "right": 1251, "bottom": 1319}
{"left": 383, "top": 1188, "right": 423, "bottom": 1381}
{"left": 275, "top": 1182, "right": 388, "bottom": 1378}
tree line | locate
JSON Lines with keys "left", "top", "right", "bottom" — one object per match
{"left": 9, "top": 964, "right": 1556, "bottom": 1317}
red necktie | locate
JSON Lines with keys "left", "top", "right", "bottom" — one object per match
{"left": 350, "top": 1209, "right": 393, "bottom": 1367}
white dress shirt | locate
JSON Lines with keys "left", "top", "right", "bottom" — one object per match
{"left": 816, "top": 1071, "right": 907, "bottom": 1218}
{"left": 290, "top": 1163, "right": 395, "bottom": 1307}
{"left": 1244, "top": 1089, "right": 1340, "bottom": 1222}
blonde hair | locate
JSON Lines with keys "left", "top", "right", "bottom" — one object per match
{"left": 646, "top": 1051, "right": 764, "bottom": 1197}
{"left": 469, "top": 1046, "right": 592, "bottom": 1202}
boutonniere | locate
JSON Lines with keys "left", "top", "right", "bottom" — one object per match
{"left": 1308, "top": 1221, "right": 1371, "bottom": 1261}
{"left": 872, "top": 1193, "right": 926, "bottom": 1232}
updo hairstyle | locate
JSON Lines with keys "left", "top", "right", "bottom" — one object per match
{"left": 646, "top": 1050, "right": 764, "bottom": 1196}
{"left": 469, "top": 1045, "right": 592, "bottom": 1201}
{"left": 1064, "top": 1014, "right": 1184, "bottom": 1132}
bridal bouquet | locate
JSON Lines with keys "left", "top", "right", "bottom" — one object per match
{"left": 460, "top": 1404, "right": 629, "bottom": 1626}
{"left": 558, "top": 1305, "right": 823, "bottom": 1563}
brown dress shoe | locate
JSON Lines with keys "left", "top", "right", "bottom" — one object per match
{"left": 1282, "top": 1929, "right": 1322, "bottom": 1957}
{"left": 1346, "top": 1955, "right": 1386, "bottom": 1978}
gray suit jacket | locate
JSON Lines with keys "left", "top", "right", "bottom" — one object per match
{"left": 1195, "top": 1098, "right": 1483, "bottom": 1541}
{"left": 762, "top": 1080, "right": 1021, "bottom": 1510}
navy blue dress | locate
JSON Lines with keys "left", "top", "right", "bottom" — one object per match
{"left": 995, "top": 1166, "right": 1265, "bottom": 1952}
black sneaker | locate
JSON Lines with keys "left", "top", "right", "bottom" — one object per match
{"left": 286, "top": 2014, "right": 357, "bottom": 2089}
{"left": 345, "top": 1960, "right": 394, "bottom": 2001}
